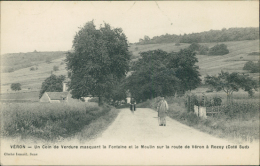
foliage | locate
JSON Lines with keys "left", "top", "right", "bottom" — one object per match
{"left": 45, "top": 57, "right": 52, "bottom": 63}
{"left": 188, "top": 43, "right": 209, "bottom": 55}
{"left": 188, "top": 43, "right": 200, "bottom": 52}
{"left": 243, "top": 61, "right": 259, "bottom": 73}
{"left": 167, "top": 49, "right": 201, "bottom": 92}
{"left": 126, "top": 49, "right": 179, "bottom": 102}
{"left": 65, "top": 21, "right": 130, "bottom": 106}
{"left": 136, "top": 27, "right": 259, "bottom": 45}
{"left": 30, "top": 66, "right": 38, "bottom": 71}
{"left": 208, "top": 44, "right": 229, "bottom": 55}
{"left": 205, "top": 71, "right": 258, "bottom": 101}
{"left": 126, "top": 49, "right": 201, "bottom": 102}
{"left": 110, "top": 80, "right": 127, "bottom": 106}
{"left": 53, "top": 65, "right": 59, "bottom": 71}
{"left": 11, "top": 83, "right": 21, "bottom": 91}
{"left": 185, "top": 93, "right": 222, "bottom": 112}
{"left": 1, "top": 102, "right": 113, "bottom": 141}
{"left": 39, "top": 74, "right": 66, "bottom": 98}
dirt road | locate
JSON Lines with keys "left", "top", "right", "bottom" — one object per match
{"left": 92, "top": 108, "right": 232, "bottom": 145}
{"left": 1, "top": 108, "right": 259, "bottom": 165}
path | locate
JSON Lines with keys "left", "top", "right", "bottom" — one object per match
{"left": 1, "top": 108, "right": 259, "bottom": 165}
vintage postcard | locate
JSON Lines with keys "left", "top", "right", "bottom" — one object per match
{"left": 1, "top": 1, "right": 259, "bottom": 165}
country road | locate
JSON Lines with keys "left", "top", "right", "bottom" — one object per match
{"left": 92, "top": 108, "right": 232, "bottom": 145}
{"left": 1, "top": 108, "right": 259, "bottom": 165}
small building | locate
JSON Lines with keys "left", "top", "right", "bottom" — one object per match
{"left": 40, "top": 92, "right": 69, "bottom": 103}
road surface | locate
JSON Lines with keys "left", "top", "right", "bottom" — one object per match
{"left": 92, "top": 108, "right": 232, "bottom": 145}
{"left": 1, "top": 108, "right": 259, "bottom": 165}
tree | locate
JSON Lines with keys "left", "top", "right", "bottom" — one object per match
{"left": 126, "top": 49, "right": 201, "bottom": 101}
{"left": 53, "top": 65, "right": 59, "bottom": 71}
{"left": 205, "top": 71, "right": 258, "bottom": 102}
{"left": 208, "top": 44, "right": 229, "bottom": 55}
{"left": 11, "top": 83, "right": 21, "bottom": 91}
{"left": 167, "top": 49, "right": 201, "bottom": 93}
{"left": 65, "top": 21, "right": 131, "bottom": 106}
{"left": 243, "top": 61, "right": 260, "bottom": 73}
{"left": 39, "top": 74, "right": 66, "bottom": 98}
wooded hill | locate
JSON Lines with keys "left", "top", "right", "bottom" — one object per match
{"left": 137, "top": 27, "right": 259, "bottom": 45}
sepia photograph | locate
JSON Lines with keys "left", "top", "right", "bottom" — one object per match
{"left": 1, "top": 1, "right": 259, "bottom": 165}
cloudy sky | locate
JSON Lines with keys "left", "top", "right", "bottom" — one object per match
{"left": 1, "top": 1, "right": 258, "bottom": 54}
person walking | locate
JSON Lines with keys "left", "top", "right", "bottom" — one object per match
{"left": 157, "top": 97, "right": 168, "bottom": 126}
{"left": 130, "top": 98, "right": 136, "bottom": 113}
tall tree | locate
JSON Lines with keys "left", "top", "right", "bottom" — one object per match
{"left": 126, "top": 49, "right": 201, "bottom": 101}
{"left": 167, "top": 49, "right": 201, "bottom": 93}
{"left": 39, "top": 74, "right": 65, "bottom": 98}
{"left": 65, "top": 21, "right": 130, "bottom": 106}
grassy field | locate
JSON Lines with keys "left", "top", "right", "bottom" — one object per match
{"left": 137, "top": 95, "right": 259, "bottom": 143}
{"left": 0, "top": 91, "right": 40, "bottom": 102}
{"left": 1, "top": 51, "right": 67, "bottom": 73}
{"left": 1, "top": 102, "right": 119, "bottom": 142}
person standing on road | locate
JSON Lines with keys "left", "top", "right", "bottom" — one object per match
{"left": 157, "top": 97, "right": 168, "bottom": 126}
{"left": 130, "top": 98, "right": 136, "bottom": 112}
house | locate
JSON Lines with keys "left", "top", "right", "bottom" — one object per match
{"left": 40, "top": 92, "right": 69, "bottom": 103}
{"left": 40, "top": 77, "right": 94, "bottom": 103}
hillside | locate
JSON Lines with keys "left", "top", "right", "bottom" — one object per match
{"left": 1, "top": 51, "right": 68, "bottom": 73}
{"left": 137, "top": 27, "right": 259, "bottom": 45}
{"left": 130, "top": 40, "right": 259, "bottom": 79}
{"left": 0, "top": 40, "right": 259, "bottom": 101}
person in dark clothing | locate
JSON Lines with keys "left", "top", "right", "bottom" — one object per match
{"left": 130, "top": 98, "right": 136, "bottom": 111}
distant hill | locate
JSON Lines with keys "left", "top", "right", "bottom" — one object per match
{"left": 137, "top": 27, "right": 259, "bottom": 45}
{"left": 1, "top": 51, "right": 68, "bottom": 73}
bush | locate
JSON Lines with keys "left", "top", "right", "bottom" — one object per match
{"left": 198, "top": 45, "right": 209, "bottom": 55}
{"left": 243, "top": 61, "right": 259, "bottom": 73}
{"left": 208, "top": 44, "right": 229, "bottom": 55}
{"left": 30, "top": 67, "right": 35, "bottom": 71}
{"left": 188, "top": 43, "right": 200, "bottom": 51}
{"left": 175, "top": 43, "right": 180, "bottom": 46}
{"left": 188, "top": 43, "right": 209, "bottom": 55}
{"left": 11, "top": 83, "right": 21, "bottom": 91}
{"left": 45, "top": 57, "right": 51, "bottom": 63}
{"left": 53, "top": 65, "right": 59, "bottom": 71}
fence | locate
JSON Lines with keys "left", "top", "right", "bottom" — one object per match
{"left": 194, "top": 105, "right": 222, "bottom": 118}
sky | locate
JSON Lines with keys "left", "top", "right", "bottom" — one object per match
{"left": 1, "top": 1, "right": 259, "bottom": 54}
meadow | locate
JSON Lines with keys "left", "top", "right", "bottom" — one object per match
{"left": 137, "top": 93, "right": 259, "bottom": 143}
{"left": 1, "top": 102, "right": 119, "bottom": 142}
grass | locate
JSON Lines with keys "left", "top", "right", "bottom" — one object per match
{"left": 73, "top": 108, "right": 119, "bottom": 143}
{"left": 1, "top": 102, "right": 118, "bottom": 142}
{"left": 0, "top": 91, "right": 40, "bottom": 102}
{"left": 137, "top": 95, "right": 259, "bottom": 143}
{"left": 1, "top": 51, "right": 67, "bottom": 73}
